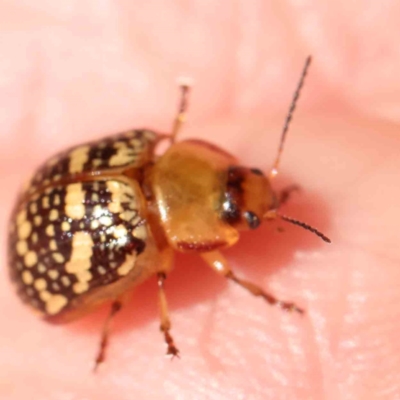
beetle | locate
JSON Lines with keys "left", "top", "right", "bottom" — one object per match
{"left": 7, "top": 56, "right": 330, "bottom": 370}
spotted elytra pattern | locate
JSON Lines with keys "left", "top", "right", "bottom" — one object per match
{"left": 8, "top": 129, "right": 156, "bottom": 318}
{"left": 24, "top": 129, "right": 157, "bottom": 196}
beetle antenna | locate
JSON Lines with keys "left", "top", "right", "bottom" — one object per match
{"left": 171, "top": 78, "right": 192, "bottom": 142}
{"left": 279, "top": 214, "right": 331, "bottom": 243}
{"left": 264, "top": 209, "right": 330, "bottom": 243}
{"left": 269, "top": 56, "right": 312, "bottom": 179}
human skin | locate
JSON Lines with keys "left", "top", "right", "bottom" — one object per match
{"left": 1, "top": 1, "right": 400, "bottom": 399}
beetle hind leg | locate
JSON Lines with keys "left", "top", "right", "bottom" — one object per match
{"left": 201, "top": 251, "right": 304, "bottom": 314}
{"left": 93, "top": 300, "right": 123, "bottom": 372}
{"left": 157, "top": 272, "right": 180, "bottom": 358}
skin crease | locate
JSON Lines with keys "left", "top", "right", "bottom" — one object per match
{"left": 0, "top": 1, "right": 400, "bottom": 399}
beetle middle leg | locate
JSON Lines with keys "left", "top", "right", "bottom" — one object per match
{"left": 93, "top": 299, "right": 123, "bottom": 372}
{"left": 170, "top": 82, "right": 191, "bottom": 141}
{"left": 201, "top": 251, "right": 304, "bottom": 314}
{"left": 157, "top": 272, "right": 180, "bottom": 358}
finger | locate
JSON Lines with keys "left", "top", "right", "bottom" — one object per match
{"left": 1, "top": 1, "right": 399, "bottom": 400}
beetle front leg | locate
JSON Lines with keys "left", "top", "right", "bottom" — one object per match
{"left": 278, "top": 184, "right": 300, "bottom": 207}
{"left": 157, "top": 272, "right": 180, "bottom": 358}
{"left": 201, "top": 251, "right": 304, "bottom": 314}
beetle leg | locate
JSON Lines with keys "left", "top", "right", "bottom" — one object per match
{"left": 93, "top": 300, "right": 123, "bottom": 372}
{"left": 278, "top": 184, "right": 300, "bottom": 206}
{"left": 170, "top": 82, "right": 191, "bottom": 142}
{"left": 201, "top": 251, "right": 304, "bottom": 314}
{"left": 157, "top": 272, "right": 180, "bottom": 358}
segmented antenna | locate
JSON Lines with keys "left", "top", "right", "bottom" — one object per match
{"left": 270, "top": 56, "right": 312, "bottom": 178}
{"left": 279, "top": 214, "right": 331, "bottom": 243}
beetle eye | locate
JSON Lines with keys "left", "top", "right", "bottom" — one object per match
{"left": 244, "top": 211, "right": 260, "bottom": 229}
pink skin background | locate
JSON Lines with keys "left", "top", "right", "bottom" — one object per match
{"left": 0, "top": 1, "right": 400, "bottom": 399}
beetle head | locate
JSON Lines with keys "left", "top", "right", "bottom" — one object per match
{"left": 221, "top": 166, "right": 276, "bottom": 231}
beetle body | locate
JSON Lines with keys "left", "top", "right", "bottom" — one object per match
{"left": 8, "top": 58, "right": 328, "bottom": 365}
{"left": 8, "top": 130, "right": 275, "bottom": 323}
